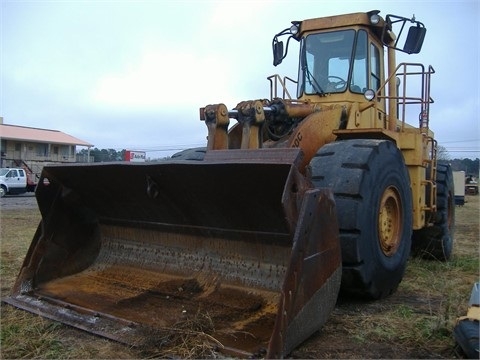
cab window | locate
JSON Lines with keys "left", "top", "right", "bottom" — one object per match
{"left": 370, "top": 43, "right": 381, "bottom": 91}
{"left": 300, "top": 29, "right": 356, "bottom": 95}
{"left": 350, "top": 30, "right": 368, "bottom": 93}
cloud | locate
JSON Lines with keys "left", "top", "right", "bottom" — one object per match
{"left": 432, "top": 96, "right": 479, "bottom": 158}
{"left": 3, "top": 0, "right": 478, "bottom": 159}
{"left": 90, "top": 47, "right": 240, "bottom": 110}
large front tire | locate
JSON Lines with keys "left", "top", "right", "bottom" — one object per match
{"left": 309, "top": 139, "right": 413, "bottom": 299}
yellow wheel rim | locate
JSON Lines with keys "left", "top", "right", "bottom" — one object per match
{"left": 378, "top": 186, "right": 402, "bottom": 257}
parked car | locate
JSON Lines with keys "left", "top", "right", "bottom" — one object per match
{"left": 0, "top": 168, "right": 36, "bottom": 197}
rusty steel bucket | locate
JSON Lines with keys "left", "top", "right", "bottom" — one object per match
{"left": 4, "top": 148, "right": 341, "bottom": 358}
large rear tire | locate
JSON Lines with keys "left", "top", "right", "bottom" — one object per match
{"left": 412, "top": 164, "right": 455, "bottom": 261}
{"left": 309, "top": 139, "right": 413, "bottom": 299}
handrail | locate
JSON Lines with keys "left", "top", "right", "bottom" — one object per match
{"left": 267, "top": 74, "right": 297, "bottom": 100}
{"left": 376, "top": 63, "right": 435, "bottom": 133}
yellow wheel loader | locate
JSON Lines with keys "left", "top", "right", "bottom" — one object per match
{"left": 4, "top": 10, "right": 454, "bottom": 358}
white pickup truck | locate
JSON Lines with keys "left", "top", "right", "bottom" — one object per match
{"left": 0, "top": 168, "right": 36, "bottom": 197}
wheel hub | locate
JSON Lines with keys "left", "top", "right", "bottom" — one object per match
{"left": 378, "top": 186, "right": 402, "bottom": 257}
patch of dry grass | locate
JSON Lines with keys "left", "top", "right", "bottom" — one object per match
{"left": 139, "top": 310, "right": 222, "bottom": 359}
{"left": 1, "top": 306, "right": 67, "bottom": 359}
{"left": 0, "top": 209, "right": 40, "bottom": 294}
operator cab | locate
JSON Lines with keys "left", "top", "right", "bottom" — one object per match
{"left": 298, "top": 29, "right": 380, "bottom": 97}
{"left": 272, "top": 11, "right": 426, "bottom": 101}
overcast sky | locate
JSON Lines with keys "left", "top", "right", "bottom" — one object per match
{"left": 1, "top": 0, "right": 479, "bottom": 159}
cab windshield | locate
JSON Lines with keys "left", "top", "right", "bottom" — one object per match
{"left": 297, "top": 29, "right": 370, "bottom": 97}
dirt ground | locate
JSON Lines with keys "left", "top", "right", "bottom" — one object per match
{"left": 1, "top": 193, "right": 478, "bottom": 359}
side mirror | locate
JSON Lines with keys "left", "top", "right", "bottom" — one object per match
{"left": 273, "top": 41, "right": 284, "bottom": 66}
{"left": 272, "top": 23, "right": 301, "bottom": 66}
{"left": 403, "top": 26, "right": 426, "bottom": 54}
{"left": 383, "top": 14, "right": 427, "bottom": 55}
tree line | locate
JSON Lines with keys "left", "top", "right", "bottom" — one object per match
{"left": 446, "top": 158, "right": 479, "bottom": 176}
{"left": 77, "top": 148, "right": 126, "bottom": 162}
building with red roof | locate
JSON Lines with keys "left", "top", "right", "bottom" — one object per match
{"left": 0, "top": 117, "right": 93, "bottom": 176}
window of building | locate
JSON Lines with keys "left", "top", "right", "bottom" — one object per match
{"left": 37, "top": 144, "right": 48, "bottom": 156}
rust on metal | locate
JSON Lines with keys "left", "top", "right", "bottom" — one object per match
{"left": 4, "top": 148, "right": 341, "bottom": 358}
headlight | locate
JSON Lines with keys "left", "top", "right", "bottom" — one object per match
{"left": 370, "top": 14, "right": 380, "bottom": 25}
{"left": 367, "top": 10, "right": 381, "bottom": 25}
{"left": 364, "top": 89, "right": 376, "bottom": 101}
{"left": 290, "top": 23, "right": 299, "bottom": 35}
